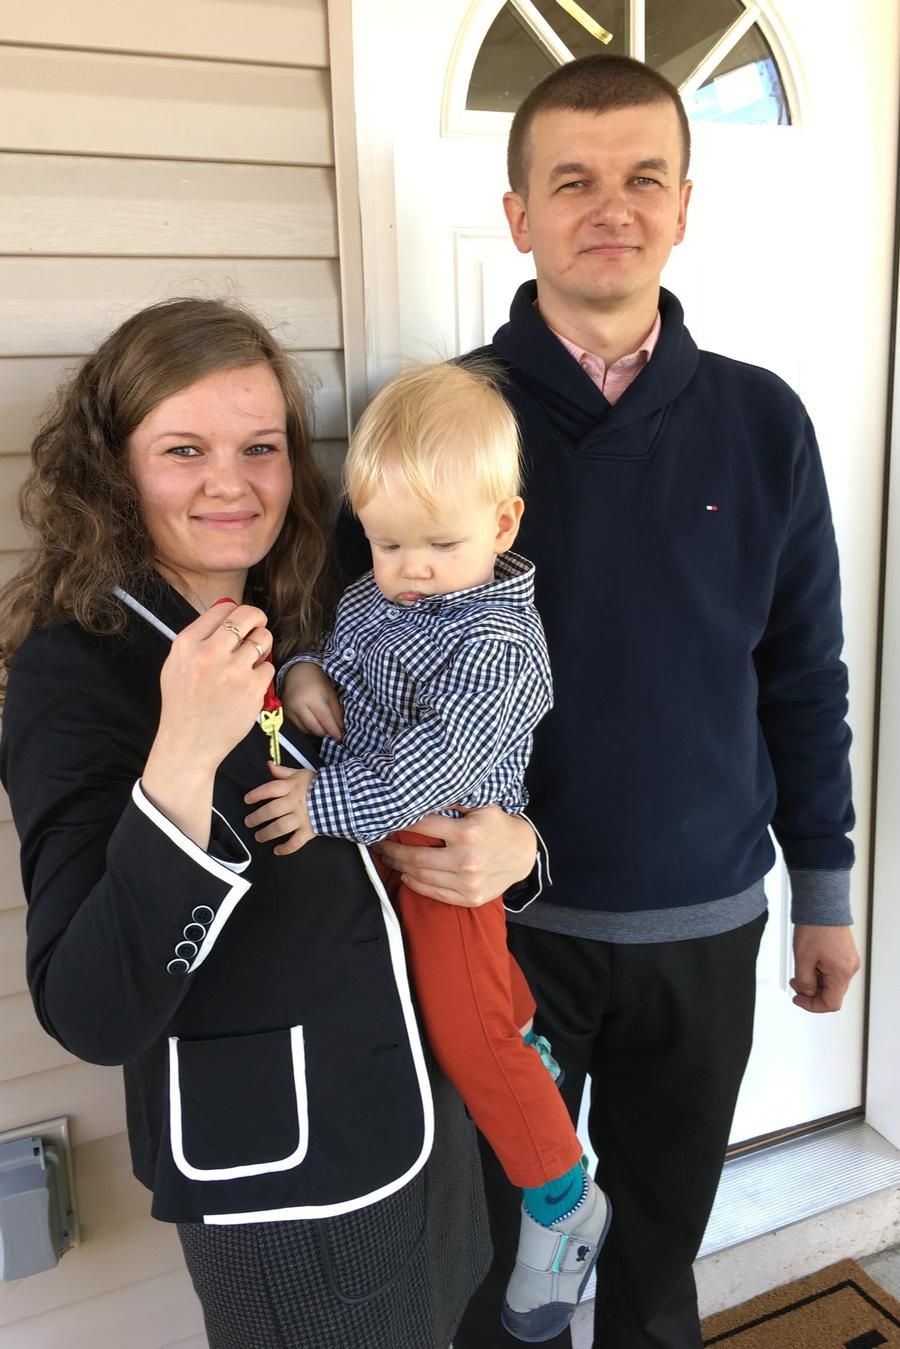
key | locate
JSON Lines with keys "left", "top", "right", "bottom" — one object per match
{"left": 259, "top": 684, "right": 284, "bottom": 766}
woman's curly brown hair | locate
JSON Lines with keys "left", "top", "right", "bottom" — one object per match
{"left": 0, "top": 298, "right": 336, "bottom": 679}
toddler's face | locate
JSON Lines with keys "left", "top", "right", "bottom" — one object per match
{"left": 357, "top": 473, "right": 521, "bottom": 605}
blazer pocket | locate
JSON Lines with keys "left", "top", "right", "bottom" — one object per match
{"left": 168, "top": 1025, "right": 309, "bottom": 1181}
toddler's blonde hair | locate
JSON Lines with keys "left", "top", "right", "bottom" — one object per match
{"left": 344, "top": 361, "right": 520, "bottom": 515}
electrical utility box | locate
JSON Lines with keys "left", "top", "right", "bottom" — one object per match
{"left": 0, "top": 1126, "right": 76, "bottom": 1281}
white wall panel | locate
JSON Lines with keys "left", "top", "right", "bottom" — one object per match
{"left": 0, "top": 907, "right": 26, "bottom": 996}
{"left": 0, "top": 47, "right": 331, "bottom": 164}
{"left": 0, "top": 1268, "right": 204, "bottom": 1349}
{"left": 0, "top": 258, "right": 342, "bottom": 356}
{"left": 0, "top": 821, "right": 26, "bottom": 908}
{"left": 0, "top": 454, "right": 30, "bottom": 547}
{"left": 0, "top": 156, "right": 338, "bottom": 258}
{"left": 0, "top": 1060, "right": 127, "bottom": 1145}
{"left": 0, "top": 358, "right": 75, "bottom": 456}
{"left": 0, "top": 1267, "right": 203, "bottom": 1349}
{"left": 1, "top": 991, "right": 78, "bottom": 1079}
{"left": 0, "top": 0, "right": 328, "bottom": 67}
{"left": 0, "top": 550, "right": 26, "bottom": 589}
{"left": 305, "top": 352, "right": 347, "bottom": 438}
{"left": 0, "top": 1133, "right": 186, "bottom": 1332}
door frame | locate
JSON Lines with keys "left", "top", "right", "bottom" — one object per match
{"left": 328, "top": 0, "right": 900, "bottom": 1149}
{"left": 868, "top": 138, "right": 900, "bottom": 1150}
{"left": 327, "top": 0, "right": 403, "bottom": 412}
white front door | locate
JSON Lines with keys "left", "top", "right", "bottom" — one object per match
{"left": 345, "top": 0, "right": 897, "bottom": 1143}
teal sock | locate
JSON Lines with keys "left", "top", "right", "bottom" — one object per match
{"left": 523, "top": 1163, "right": 587, "bottom": 1228}
{"left": 523, "top": 1029, "right": 562, "bottom": 1083}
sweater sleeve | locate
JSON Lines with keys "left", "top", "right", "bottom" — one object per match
{"left": 306, "top": 638, "right": 551, "bottom": 845}
{"left": 0, "top": 628, "right": 252, "bottom": 1066}
{"left": 753, "top": 412, "right": 855, "bottom": 925}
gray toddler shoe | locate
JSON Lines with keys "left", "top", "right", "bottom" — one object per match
{"left": 501, "top": 1177, "right": 612, "bottom": 1343}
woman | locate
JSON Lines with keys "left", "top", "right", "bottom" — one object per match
{"left": 0, "top": 298, "right": 493, "bottom": 1349}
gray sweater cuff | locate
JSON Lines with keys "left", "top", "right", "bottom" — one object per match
{"left": 790, "top": 869, "right": 853, "bottom": 926}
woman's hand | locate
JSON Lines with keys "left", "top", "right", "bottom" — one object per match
{"left": 281, "top": 661, "right": 344, "bottom": 740}
{"left": 376, "top": 806, "right": 537, "bottom": 907}
{"left": 142, "top": 602, "right": 275, "bottom": 847}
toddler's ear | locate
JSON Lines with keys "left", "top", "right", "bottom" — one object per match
{"left": 494, "top": 496, "right": 525, "bottom": 552}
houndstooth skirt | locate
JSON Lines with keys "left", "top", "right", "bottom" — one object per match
{"left": 177, "top": 1064, "right": 492, "bottom": 1349}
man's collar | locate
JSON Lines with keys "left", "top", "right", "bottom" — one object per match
{"left": 545, "top": 311, "right": 661, "bottom": 372}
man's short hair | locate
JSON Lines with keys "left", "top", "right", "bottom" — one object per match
{"left": 507, "top": 54, "right": 691, "bottom": 194}
{"left": 344, "top": 361, "right": 520, "bottom": 516}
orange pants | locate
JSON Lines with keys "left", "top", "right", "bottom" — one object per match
{"left": 386, "top": 831, "right": 583, "bottom": 1188}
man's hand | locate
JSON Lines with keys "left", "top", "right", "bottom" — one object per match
{"left": 376, "top": 805, "right": 537, "bottom": 908}
{"left": 244, "top": 763, "right": 316, "bottom": 855}
{"left": 790, "top": 924, "right": 860, "bottom": 1013}
{"left": 282, "top": 661, "right": 344, "bottom": 741}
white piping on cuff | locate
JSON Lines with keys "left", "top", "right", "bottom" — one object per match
{"left": 169, "top": 1026, "right": 309, "bottom": 1181}
{"left": 131, "top": 781, "right": 251, "bottom": 972}
{"left": 210, "top": 806, "right": 251, "bottom": 874}
{"left": 503, "top": 812, "right": 551, "bottom": 912}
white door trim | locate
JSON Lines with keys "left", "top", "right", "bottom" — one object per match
{"left": 325, "top": 0, "right": 367, "bottom": 428}
{"left": 328, "top": 0, "right": 403, "bottom": 414}
{"left": 868, "top": 194, "right": 900, "bottom": 1149}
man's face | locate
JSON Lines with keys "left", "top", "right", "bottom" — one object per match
{"left": 503, "top": 102, "right": 692, "bottom": 320}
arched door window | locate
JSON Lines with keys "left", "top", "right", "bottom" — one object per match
{"left": 462, "top": 0, "right": 791, "bottom": 129}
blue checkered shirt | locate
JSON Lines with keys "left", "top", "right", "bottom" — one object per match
{"left": 294, "top": 552, "right": 553, "bottom": 845}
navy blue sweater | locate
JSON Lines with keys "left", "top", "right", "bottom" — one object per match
{"left": 337, "top": 284, "right": 854, "bottom": 920}
{"left": 479, "top": 282, "right": 853, "bottom": 914}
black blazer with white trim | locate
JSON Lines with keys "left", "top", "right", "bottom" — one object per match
{"left": 0, "top": 579, "right": 432, "bottom": 1224}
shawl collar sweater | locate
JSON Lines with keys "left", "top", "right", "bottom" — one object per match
{"left": 334, "top": 284, "right": 854, "bottom": 926}
{"left": 471, "top": 282, "right": 854, "bottom": 921}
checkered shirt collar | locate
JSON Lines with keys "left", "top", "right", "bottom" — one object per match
{"left": 366, "top": 550, "right": 534, "bottom": 614}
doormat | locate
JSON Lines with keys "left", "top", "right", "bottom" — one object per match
{"left": 701, "top": 1259, "right": 900, "bottom": 1348}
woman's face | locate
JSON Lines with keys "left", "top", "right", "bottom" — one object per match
{"left": 127, "top": 363, "right": 294, "bottom": 606}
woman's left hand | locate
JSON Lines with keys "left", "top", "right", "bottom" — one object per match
{"left": 376, "top": 805, "right": 537, "bottom": 907}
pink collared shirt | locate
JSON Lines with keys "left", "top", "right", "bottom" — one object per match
{"left": 547, "top": 312, "right": 661, "bottom": 405}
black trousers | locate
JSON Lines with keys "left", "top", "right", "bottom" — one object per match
{"left": 455, "top": 913, "right": 767, "bottom": 1349}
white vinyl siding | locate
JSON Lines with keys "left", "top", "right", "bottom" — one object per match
{"left": 0, "top": 3, "right": 342, "bottom": 1344}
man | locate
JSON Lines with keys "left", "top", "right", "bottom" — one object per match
{"left": 374, "top": 54, "right": 859, "bottom": 1349}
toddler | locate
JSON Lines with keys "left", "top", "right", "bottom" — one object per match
{"left": 244, "top": 361, "right": 610, "bottom": 1342}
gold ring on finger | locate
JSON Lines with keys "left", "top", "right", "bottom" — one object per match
{"left": 221, "top": 619, "right": 243, "bottom": 644}
{"left": 245, "top": 638, "right": 265, "bottom": 660}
